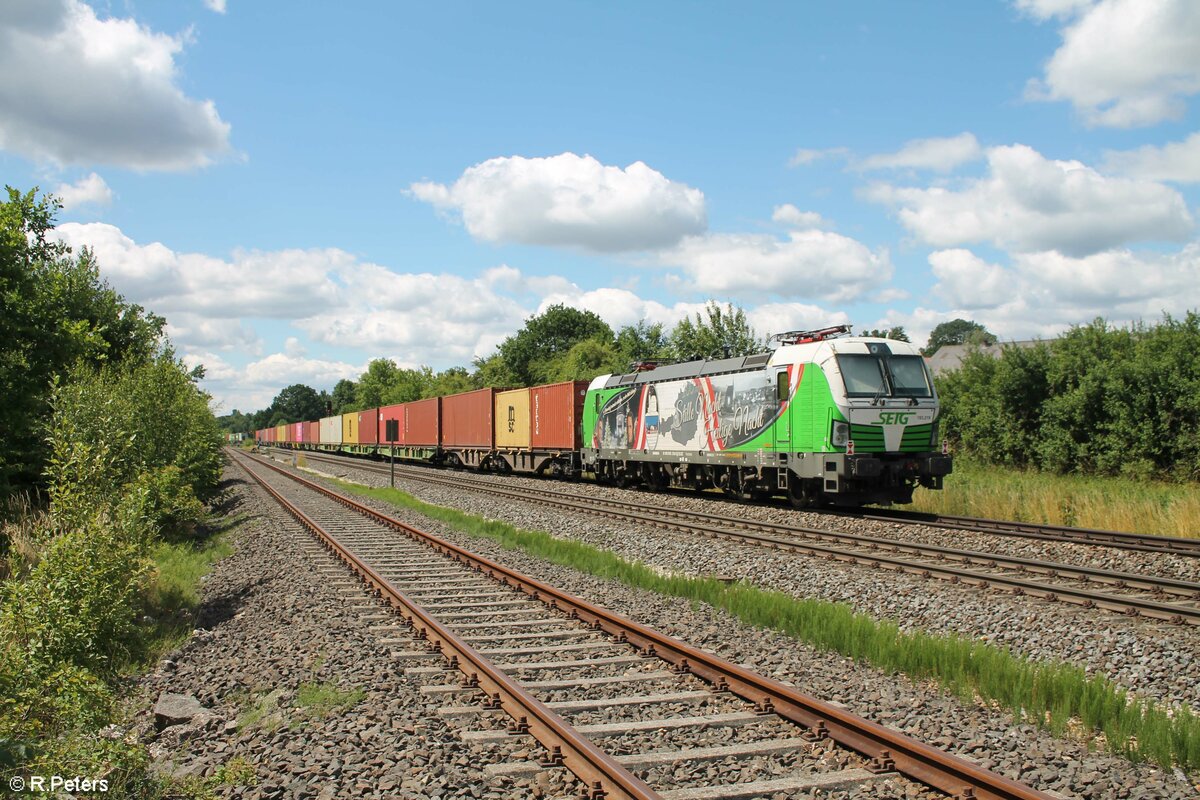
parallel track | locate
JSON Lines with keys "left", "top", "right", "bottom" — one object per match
{"left": 282, "top": 449, "right": 1200, "bottom": 626}
{"left": 232, "top": 448, "right": 1052, "bottom": 800}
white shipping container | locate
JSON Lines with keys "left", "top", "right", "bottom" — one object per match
{"left": 319, "top": 415, "right": 342, "bottom": 445}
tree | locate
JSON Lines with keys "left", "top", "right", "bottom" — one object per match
{"left": 382, "top": 367, "right": 433, "bottom": 404}
{"left": 543, "top": 338, "right": 623, "bottom": 381}
{"left": 859, "top": 326, "right": 910, "bottom": 342}
{"left": 355, "top": 359, "right": 401, "bottom": 409}
{"left": 330, "top": 379, "right": 357, "bottom": 414}
{"left": 498, "top": 304, "right": 614, "bottom": 385}
{"left": 425, "top": 367, "right": 474, "bottom": 398}
{"left": 270, "top": 384, "right": 325, "bottom": 423}
{"left": 615, "top": 321, "right": 669, "bottom": 366}
{"left": 668, "top": 302, "right": 761, "bottom": 361}
{"left": 0, "top": 187, "right": 166, "bottom": 495}
{"left": 925, "top": 319, "right": 996, "bottom": 356}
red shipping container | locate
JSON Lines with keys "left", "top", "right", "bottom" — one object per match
{"left": 305, "top": 421, "right": 320, "bottom": 444}
{"left": 531, "top": 380, "right": 589, "bottom": 450}
{"left": 378, "top": 403, "right": 405, "bottom": 445}
{"left": 358, "top": 407, "right": 379, "bottom": 445}
{"left": 292, "top": 422, "right": 304, "bottom": 443}
{"left": 441, "top": 388, "right": 495, "bottom": 448}
{"left": 405, "top": 397, "right": 440, "bottom": 447}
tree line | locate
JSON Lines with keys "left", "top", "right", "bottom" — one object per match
{"left": 937, "top": 315, "right": 1200, "bottom": 480}
{"left": 221, "top": 301, "right": 768, "bottom": 430}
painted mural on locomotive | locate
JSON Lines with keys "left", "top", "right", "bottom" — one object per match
{"left": 595, "top": 372, "right": 781, "bottom": 452}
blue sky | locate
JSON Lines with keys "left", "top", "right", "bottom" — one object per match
{"left": 2, "top": 0, "right": 1198, "bottom": 412}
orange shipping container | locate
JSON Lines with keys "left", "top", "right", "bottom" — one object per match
{"left": 531, "top": 380, "right": 589, "bottom": 450}
{"left": 441, "top": 388, "right": 496, "bottom": 448}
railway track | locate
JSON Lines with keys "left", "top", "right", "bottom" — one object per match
{"left": 280, "top": 449, "right": 1200, "bottom": 626}
{"left": 231, "top": 449, "right": 1052, "bottom": 800}
{"left": 831, "top": 508, "right": 1200, "bottom": 558}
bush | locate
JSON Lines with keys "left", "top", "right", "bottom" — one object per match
{"left": 938, "top": 314, "right": 1200, "bottom": 480}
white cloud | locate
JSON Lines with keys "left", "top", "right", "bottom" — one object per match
{"left": 858, "top": 133, "right": 982, "bottom": 172}
{"left": 204, "top": 0, "right": 227, "bottom": 13}
{"left": 1102, "top": 131, "right": 1200, "bottom": 183}
{"left": 928, "top": 249, "right": 1012, "bottom": 309}
{"left": 771, "top": 204, "right": 829, "bottom": 229}
{"left": 1025, "top": 0, "right": 1200, "bottom": 127}
{"left": 788, "top": 147, "right": 849, "bottom": 167}
{"left": 1014, "top": 0, "right": 1097, "bottom": 21}
{"left": 534, "top": 286, "right": 706, "bottom": 332}
{"left": 661, "top": 229, "right": 891, "bottom": 303}
{"left": 0, "top": 0, "right": 232, "bottom": 169}
{"left": 53, "top": 172, "right": 112, "bottom": 209}
{"left": 916, "top": 243, "right": 1200, "bottom": 341}
{"left": 866, "top": 143, "right": 1193, "bottom": 256}
{"left": 747, "top": 303, "right": 852, "bottom": 341}
{"left": 410, "top": 152, "right": 706, "bottom": 252}
{"left": 165, "top": 312, "right": 260, "bottom": 353}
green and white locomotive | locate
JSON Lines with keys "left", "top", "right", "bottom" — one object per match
{"left": 582, "top": 325, "right": 952, "bottom": 507}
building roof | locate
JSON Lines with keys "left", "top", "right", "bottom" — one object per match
{"left": 926, "top": 340, "right": 1042, "bottom": 375}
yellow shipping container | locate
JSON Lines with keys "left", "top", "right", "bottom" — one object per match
{"left": 275, "top": 424, "right": 287, "bottom": 443}
{"left": 494, "top": 388, "right": 531, "bottom": 449}
{"left": 342, "top": 412, "right": 359, "bottom": 444}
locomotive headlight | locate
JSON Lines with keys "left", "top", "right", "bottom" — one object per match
{"left": 831, "top": 421, "right": 850, "bottom": 447}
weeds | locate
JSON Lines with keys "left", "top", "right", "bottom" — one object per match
{"left": 328, "top": 476, "right": 1200, "bottom": 773}
{"left": 294, "top": 681, "right": 365, "bottom": 719}
{"left": 909, "top": 456, "right": 1200, "bottom": 538}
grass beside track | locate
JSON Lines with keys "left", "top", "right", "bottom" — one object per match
{"left": 908, "top": 457, "right": 1200, "bottom": 538}
{"left": 323, "top": 474, "right": 1200, "bottom": 773}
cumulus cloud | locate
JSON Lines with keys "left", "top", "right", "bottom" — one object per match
{"left": 747, "top": 303, "right": 852, "bottom": 341}
{"left": 916, "top": 243, "right": 1200, "bottom": 341}
{"left": 0, "top": 0, "right": 232, "bottom": 169}
{"left": 866, "top": 143, "right": 1193, "bottom": 256}
{"left": 771, "top": 204, "right": 829, "bottom": 229}
{"left": 1024, "top": 0, "right": 1200, "bottom": 127}
{"left": 661, "top": 229, "right": 891, "bottom": 303}
{"left": 53, "top": 172, "right": 112, "bottom": 209}
{"left": 410, "top": 152, "right": 707, "bottom": 252}
{"left": 1102, "top": 131, "right": 1200, "bottom": 183}
{"left": 929, "top": 249, "right": 1022, "bottom": 309}
{"left": 204, "top": 0, "right": 227, "bottom": 13}
{"left": 858, "top": 133, "right": 983, "bottom": 172}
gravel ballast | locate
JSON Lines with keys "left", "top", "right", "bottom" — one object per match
{"left": 288, "top": 453, "right": 1200, "bottom": 713}
{"left": 137, "top": 465, "right": 580, "bottom": 799}
{"left": 268, "top": 452, "right": 1199, "bottom": 798}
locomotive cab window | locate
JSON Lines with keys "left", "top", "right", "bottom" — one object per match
{"left": 837, "top": 354, "right": 933, "bottom": 399}
{"left": 776, "top": 371, "right": 789, "bottom": 402}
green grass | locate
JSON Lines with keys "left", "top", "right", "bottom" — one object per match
{"left": 134, "top": 514, "right": 242, "bottom": 668}
{"left": 326, "top": 475, "right": 1200, "bottom": 773}
{"left": 234, "top": 689, "right": 285, "bottom": 732}
{"left": 909, "top": 456, "right": 1200, "bottom": 538}
{"left": 294, "top": 681, "right": 365, "bottom": 719}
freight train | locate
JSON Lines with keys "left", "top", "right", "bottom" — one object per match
{"left": 255, "top": 327, "right": 952, "bottom": 506}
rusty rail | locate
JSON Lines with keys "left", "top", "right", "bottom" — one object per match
{"left": 232, "top": 452, "right": 659, "bottom": 800}
{"left": 236, "top": 449, "right": 1054, "bottom": 800}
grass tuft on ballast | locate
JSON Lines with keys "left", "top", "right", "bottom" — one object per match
{"left": 326, "top": 476, "right": 1200, "bottom": 773}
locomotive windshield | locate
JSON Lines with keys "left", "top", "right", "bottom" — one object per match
{"left": 836, "top": 354, "right": 933, "bottom": 399}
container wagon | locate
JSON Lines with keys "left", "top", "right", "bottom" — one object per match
{"left": 319, "top": 415, "right": 342, "bottom": 448}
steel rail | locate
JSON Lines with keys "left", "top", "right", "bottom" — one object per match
{"left": 835, "top": 508, "right": 1200, "bottom": 557}
{"left": 269, "top": 445, "right": 1200, "bottom": 556}
{"left": 232, "top": 451, "right": 659, "bottom": 800}
{"left": 238, "top": 449, "right": 1054, "bottom": 800}
{"left": 287, "top": 450, "right": 1200, "bottom": 625}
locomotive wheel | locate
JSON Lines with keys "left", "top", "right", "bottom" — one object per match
{"left": 787, "top": 477, "right": 820, "bottom": 509}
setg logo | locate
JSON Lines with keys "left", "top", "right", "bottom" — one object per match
{"left": 878, "top": 412, "right": 912, "bottom": 425}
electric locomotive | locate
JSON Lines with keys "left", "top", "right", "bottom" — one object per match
{"left": 582, "top": 326, "right": 952, "bottom": 507}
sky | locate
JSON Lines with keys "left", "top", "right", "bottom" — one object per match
{"left": 2, "top": 0, "right": 1198, "bottom": 413}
